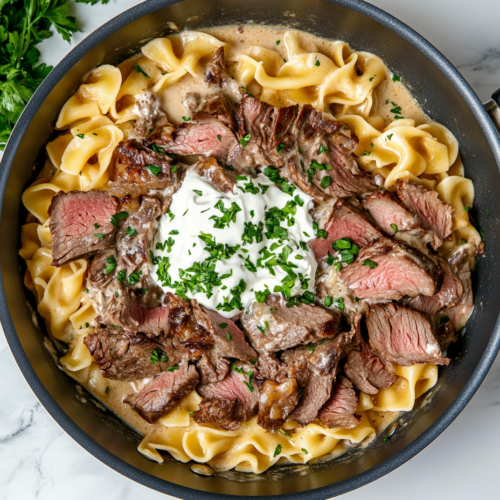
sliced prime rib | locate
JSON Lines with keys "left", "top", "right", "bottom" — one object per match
{"left": 367, "top": 303, "right": 450, "bottom": 366}
{"left": 83, "top": 329, "right": 186, "bottom": 380}
{"left": 344, "top": 341, "right": 398, "bottom": 395}
{"left": 163, "top": 293, "right": 213, "bottom": 356}
{"left": 403, "top": 258, "right": 463, "bottom": 317}
{"left": 196, "top": 362, "right": 260, "bottom": 429}
{"left": 258, "top": 378, "right": 299, "bottom": 431}
{"left": 362, "top": 190, "right": 424, "bottom": 237}
{"left": 134, "top": 90, "right": 170, "bottom": 139}
{"left": 309, "top": 200, "right": 382, "bottom": 261}
{"left": 110, "top": 140, "right": 175, "bottom": 198}
{"left": 49, "top": 190, "right": 118, "bottom": 267}
{"left": 396, "top": 179, "right": 453, "bottom": 249}
{"left": 339, "top": 238, "right": 443, "bottom": 301}
{"left": 194, "top": 155, "right": 236, "bottom": 193}
{"left": 242, "top": 294, "right": 341, "bottom": 353}
{"left": 125, "top": 362, "right": 199, "bottom": 423}
{"left": 318, "top": 376, "right": 361, "bottom": 429}
{"left": 156, "top": 93, "right": 238, "bottom": 164}
{"left": 87, "top": 250, "right": 170, "bottom": 336}
{"left": 115, "top": 195, "right": 161, "bottom": 277}
{"left": 192, "top": 398, "right": 240, "bottom": 431}
{"left": 283, "top": 331, "right": 354, "bottom": 426}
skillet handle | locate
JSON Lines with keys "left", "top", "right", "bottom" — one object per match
{"left": 485, "top": 89, "right": 500, "bottom": 134}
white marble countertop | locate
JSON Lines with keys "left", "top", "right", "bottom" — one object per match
{"left": 1, "top": 0, "right": 499, "bottom": 498}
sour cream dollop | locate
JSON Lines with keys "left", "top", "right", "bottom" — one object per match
{"left": 152, "top": 169, "right": 317, "bottom": 318}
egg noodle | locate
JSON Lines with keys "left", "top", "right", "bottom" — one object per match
{"left": 19, "top": 26, "right": 473, "bottom": 474}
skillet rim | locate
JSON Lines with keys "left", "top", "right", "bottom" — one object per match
{"left": 1, "top": 0, "right": 500, "bottom": 498}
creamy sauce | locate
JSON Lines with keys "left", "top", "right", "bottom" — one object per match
{"left": 152, "top": 170, "right": 316, "bottom": 317}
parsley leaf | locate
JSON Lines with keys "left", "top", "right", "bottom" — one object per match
{"left": 146, "top": 164, "right": 162, "bottom": 176}
{"left": 150, "top": 347, "right": 168, "bottom": 364}
{"left": 110, "top": 211, "right": 129, "bottom": 226}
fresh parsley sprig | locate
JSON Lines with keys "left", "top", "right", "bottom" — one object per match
{"left": 0, "top": 0, "right": 109, "bottom": 150}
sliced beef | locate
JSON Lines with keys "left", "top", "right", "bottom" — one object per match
{"left": 362, "top": 190, "right": 424, "bottom": 237}
{"left": 339, "top": 238, "right": 442, "bottom": 301}
{"left": 242, "top": 294, "right": 340, "bottom": 353}
{"left": 110, "top": 140, "right": 175, "bottom": 198}
{"left": 441, "top": 260, "right": 473, "bottom": 331}
{"left": 192, "top": 398, "right": 240, "bottom": 430}
{"left": 194, "top": 156, "right": 236, "bottom": 194}
{"left": 134, "top": 90, "right": 170, "bottom": 139}
{"left": 255, "top": 353, "right": 288, "bottom": 384}
{"left": 49, "top": 190, "right": 118, "bottom": 267}
{"left": 283, "top": 331, "right": 354, "bottom": 426}
{"left": 258, "top": 378, "right": 299, "bottom": 431}
{"left": 196, "top": 352, "right": 230, "bottom": 385}
{"left": 403, "top": 258, "right": 463, "bottom": 317}
{"left": 157, "top": 93, "right": 238, "bottom": 164}
{"left": 197, "top": 362, "right": 260, "bottom": 428}
{"left": 84, "top": 329, "right": 184, "bottom": 380}
{"left": 205, "top": 46, "right": 226, "bottom": 85}
{"left": 309, "top": 200, "right": 382, "bottom": 261}
{"left": 318, "top": 376, "right": 361, "bottom": 429}
{"left": 192, "top": 303, "right": 257, "bottom": 360}
{"left": 87, "top": 250, "right": 170, "bottom": 336}
{"left": 125, "top": 362, "right": 199, "bottom": 423}
{"left": 396, "top": 179, "right": 453, "bottom": 249}
{"left": 203, "top": 46, "right": 243, "bottom": 101}
{"left": 164, "top": 293, "right": 213, "bottom": 355}
{"left": 229, "top": 96, "right": 285, "bottom": 169}
{"left": 344, "top": 341, "right": 398, "bottom": 395}
{"left": 115, "top": 195, "right": 161, "bottom": 277}
{"left": 367, "top": 303, "right": 450, "bottom": 366}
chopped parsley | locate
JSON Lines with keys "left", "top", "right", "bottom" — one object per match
{"left": 464, "top": 206, "right": 469, "bottom": 212}
{"left": 320, "top": 175, "right": 332, "bottom": 189}
{"left": 116, "top": 269, "right": 126, "bottom": 282}
{"left": 110, "top": 211, "right": 129, "bottom": 226}
{"left": 167, "top": 365, "right": 180, "bottom": 372}
{"left": 363, "top": 259, "right": 378, "bottom": 269}
{"left": 156, "top": 237, "right": 175, "bottom": 253}
{"left": 386, "top": 133, "right": 393, "bottom": 141}
{"left": 333, "top": 297, "right": 345, "bottom": 311}
{"left": 263, "top": 166, "right": 296, "bottom": 196}
{"left": 135, "top": 65, "right": 150, "bottom": 78}
{"left": 193, "top": 189, "right": 203, "bottom": 196}
{"left": 76, "top": 133, "right": 84, "bottom": 139}
{"left": 255, "top": 289, "right": 270, "bottom": 303}
{"left": 219, "top": 323, "right": 227, "bottom": 329}
{"left": 276, "top": 40, "right": 281, "bottom": 45}
{"left": 84, "top": 288, "right": 89, "bottom": 294}
{"left": 236, "top": 176, "right": 260, "bottom": 195}
{"left": 210, "top": 200, "right": 241, "bottom": 229}
{"left": 308, "top": 343, "right": 315, "bottom": 353}
{"left": 151, "top": 143, "right": 166, "bottom": 154}
{"left": 125, "top": 226, "right": 137, "bottom": 237}
{"left": 242, "top": 221, "right": 264, "bottom": 245}
{"left": 312, "top": 221, "right": 328, "bottom": 239}
{"left": 273, "top": 444, "right": 282, "bottom": 457}
{"left": 172, "top": 165, "right": 178, "bottom": 173}
{"left": 392, "top": 74, "right": 401, "bottom": 82}
{"left": 127, "top": 270, "right": 143, "bottom": 285}
{"left": 390, "top": 105, "right": 402, "bottom": 115}
{"left": 150, "top": 347, "right": 168, "bottom": 364}
{"left": 317, "top": 144, "right": 329, "bottom": 154}
{"left": 182, "top": 116, "right": 192, "bottom": 122}
{"left": 240, "top": 86, "right": 255, "bottom": 97}
{"left": 216, "top": 134, "right": 221, "bottom": 142}
{"left": 276, "top": 142, "right": 286, "bottom": 153}
{"left": 362, "top": 151, "right": 371, "bottom": 156}
{"left": 302, "top": 448, "right": 308, "bottom": 455}
{"left": 93, "top": 223, "right": 99, "bottom": 229}
{"left": 146, "top": 164, "right": 162, "bottom": 176}
{"left": 391, "top": 223, "right": 398, "bottom": 234}
{"left": 226, "top": 333, "right": 232, "bottom": 341}
{"left": 314, "top": 57, "right": 320, "bottom": 66}
{"left": 279, "top": 429, "right": 292, "bottom": 439}
{"left": 94, "top": 234, "right": 104, "bottom": 239}
{"left": 486, "top": 208, "right": 491, "bottom": 216}
{"left": 104, "top": 255, "right": 117, "bottom": 275}
{"left": 239, "top": 133, "right": 251, "bottom": 147}
{"left": 324, "top": 296, "right": 332, "bottom": 307}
